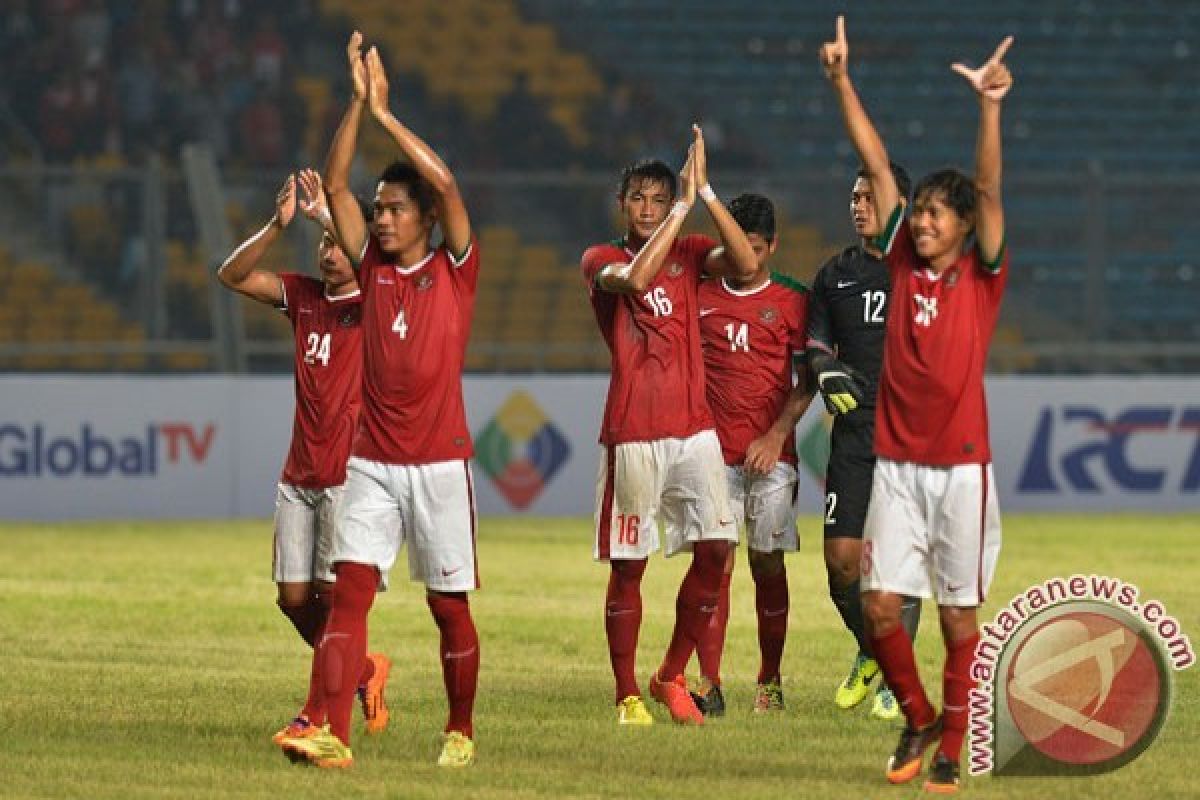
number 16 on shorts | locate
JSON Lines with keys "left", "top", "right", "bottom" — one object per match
{"left": 616, "top": 513, "right": 640, "bottom": 546}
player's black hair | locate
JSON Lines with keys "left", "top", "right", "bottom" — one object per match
{"left": 728, "top": 193, "right": 776, "bottom": 241}
{"left": 378, "top": 160, "right": 436, "bottom": 216}
{"left": 856, "top": 162, "right": 913, "bottom": 202}
{"left": 913, "top": 168, "right": 976, "bottom": 222}
{"left": 617, "top": 159, "right": 677, "bottom": 200}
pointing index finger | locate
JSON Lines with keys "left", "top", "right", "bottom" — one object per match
{"left": 835, "top": 15, "right": 846, "bottom": 45}
{"left": 989, "top": 35, "right": 1014, "bottom": 65}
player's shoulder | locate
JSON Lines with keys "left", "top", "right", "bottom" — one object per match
{"left": 768, "top": 270, "right": 809, "bottom": 295}
{"left": 697, "top": 273, "right": 725, "bottom": 300}
{"left": 582, "top": 239, "right": 626, "bottom": 266}
{"left": 674, "top": 232, "right": 718, "bottom": 259}
{"left": 281, "top": 272, "right": 321, "bottom": 297}
{"left": 437, "top": 235, "right": 479, "bottom": 267}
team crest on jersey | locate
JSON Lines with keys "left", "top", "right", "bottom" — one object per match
{"left": 667, "top": 262, "right": 684, "bottom": 278}
{"left": 416, "top": 273, "right": 434, "bottom": 291}
{"left": 338, "top": 306, "right": 361, "bottom": 327}
{"left": 759, "top": 307, "right": 779, "bottom": 324}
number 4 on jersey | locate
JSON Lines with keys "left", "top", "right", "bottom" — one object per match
{"left": 392, "top": 309, "right": 409, "bottom": 338}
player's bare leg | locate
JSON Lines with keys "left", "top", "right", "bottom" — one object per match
{"left": 864, "top": 589, "right": 940, "bottom": 783}
{"left": 692, "top": 547, "right": 734, "bottom": 716}
{"left": 651, "top": 539, "right": 729, "bottom": 725}
{"left": 748, "top": 548, "right": 788, "bottom": 711}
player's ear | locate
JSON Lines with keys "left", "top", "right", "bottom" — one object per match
{"left": 768, "top": 236, "right": 780, "bottom": 256}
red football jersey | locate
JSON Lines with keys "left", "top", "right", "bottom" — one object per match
{"left": 699, "top": 274, "right": 809, "bottom": 465}
{"left": 581, "top": 234, "right": 717, "bottom": 445}
{"left": 279, "top": 273, "right": 363, "bottom": 488}
{"left": 354, "top": 237, "right": 479, "bottom": 465}
{"left": 874, "top": 208, "right": 1009, "bottom": 465}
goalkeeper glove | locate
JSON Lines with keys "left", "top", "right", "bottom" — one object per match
{"left": 810, "top": 352, "right": 866, "bottom": 415}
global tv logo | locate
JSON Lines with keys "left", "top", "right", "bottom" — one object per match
{"left": 474, "top": 391, "right": 570, "bottom": 509}
{"left": 0, "top": 422, "right": 217, "bottom": 477}
{"left": 970, "top": 576, "right": 1193, "bottom": 777}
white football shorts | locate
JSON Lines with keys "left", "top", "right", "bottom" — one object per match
{"left": 593, "top": 428, "right": 738, "bottom": 561}
{"left": 726, "top": 462, "right": 800, "bottom": 554}
{"left": 334, "top": 456, "right": 479, "bottom": 593}
{"left": 272, "top": 482, "right": 342, "bottom": 584}
{"left": 861, "top": 458, "right": 1001, "bottom": 606}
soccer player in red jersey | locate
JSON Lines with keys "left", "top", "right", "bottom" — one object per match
{"left": 582, "top": 125, "right": 758, "bottom": 726}
{"left": 690, "top": 192, "right": 814, "bottom": 715}
{"left": 279, "top": 32, "right": 481, "bottom": 769}
{"left": 822, "top": 17, "right": 1013, "bottom": 792}
{"left": 215, "top": 168, "right": 390, "bottom": 745}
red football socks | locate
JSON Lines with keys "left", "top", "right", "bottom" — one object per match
{"left": 317, "top": 562, "right": 378, "bottom": 745}
{"left": 659, "top": 541, "right": 728, "bottom": 680}
{"left": 696, "top": 571, "right": 732, "bottom": 683}
{"left": 428, "top": 592, "right": 480, "bottom": 738}
{"left": 299, "top": 590, "right": 334, "bottom": 724}
{"left": 605, "top": 559, "right": 646, "bottom": 702}
{"left": 754, "top": 567, "right": 789, "bottom": 683}
{"left": 869, "top": 625, "right": 937, "bottom": 730}
{"left": 938, "top": 631, "right": 981, "bottom": 761}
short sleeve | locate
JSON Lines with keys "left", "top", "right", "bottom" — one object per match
{"left": 448, "top": 236, "right": 480, "bottom": 294}
{"left": 357, "top": 237, "right": 381, "bottom": 287}
{"left": 278, "top": 272, "right": 302, "bottom": 320}
{"left": 878, "top": 206, "right": 918, "bottom": 278}
{"left": 581, "top": 245, "right": 621, "bottom": 291}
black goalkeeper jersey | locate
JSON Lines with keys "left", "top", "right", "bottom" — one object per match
{"left": 805, "top": 245, "right": 890, "bottom": 421}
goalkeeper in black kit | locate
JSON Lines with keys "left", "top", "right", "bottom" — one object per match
{"left": 806, "top": 163, "right": 922, "bottom": 720}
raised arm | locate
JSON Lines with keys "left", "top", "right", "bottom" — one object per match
{"left": 595, "top": 147, "right": 697, "bottom": 294}
{"left": 324, "top": 31, "right": 370, "bottom": 264}
{"left": 953, "top": 36, "right": 1013, "bottom": 266}
{"left": 365, "top": 46, "right": 471, "bottom": 259}
{"left": 690, "top": 125, "right": 756, "bottom": 277}
{"left": 820, "top": 16, "right": 898, "bottom": 226}
{"left": 215, "top": 174, "right": 292, "bottom": 306}
{"left": 296, "top": 168, "right": 337, "bottom": 238}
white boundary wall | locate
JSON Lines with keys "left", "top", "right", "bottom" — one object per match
{"left": 0, "top": 376, "right": 1196, "bottom": 520}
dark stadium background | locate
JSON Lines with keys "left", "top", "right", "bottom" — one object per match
{"left": 1, "top": 0, "right": 1195, "bottom": 375}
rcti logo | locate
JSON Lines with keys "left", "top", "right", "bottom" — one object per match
{"left": 970, "top": 576, "right": 1193, "bottom": 777}
{"left": 474, "top": 391, "right": 569, "bottom": 509}
{"left": 0, "top": 422, "right": 217, "bottom": 477}
{"left": 1018, "top": 406, "right": 1200, "bottom": 492}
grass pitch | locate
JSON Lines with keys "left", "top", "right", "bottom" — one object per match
{"left": 1, "top": 515, "right": 1197, "bottom": 799}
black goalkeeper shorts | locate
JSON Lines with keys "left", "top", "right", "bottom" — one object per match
{"left": 823, "top": 416, "right": 876, "bottom": 540}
